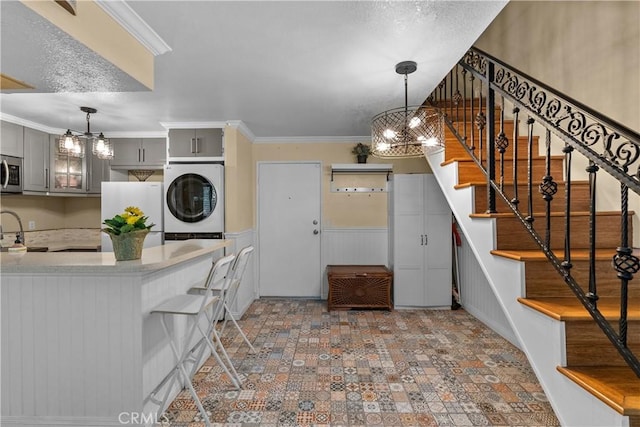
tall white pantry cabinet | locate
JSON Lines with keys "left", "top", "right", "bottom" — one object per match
{"left": 390, "top": 173, "right": 452, "bottom": 307}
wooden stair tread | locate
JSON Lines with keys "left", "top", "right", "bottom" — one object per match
{"left": 491, "top": 248, "right": 620, "bottom": 261}
{"left": 455, "top": 180, "right": 589, "bottom": 190}
{"left": 557, "top": 366, "right": 640, "bottom": 416}
{"left": 470, "top": 210, "right": 628, "bottom": 219}
{"left": 517, "top": 296, "right": 640, "bottom": 321}
{"left": 441, "top": 155, "right": 563, "bottom": 167}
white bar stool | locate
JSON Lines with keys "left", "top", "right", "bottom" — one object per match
{"left": 151, "top": 254, "right": 239, "bottom": 426}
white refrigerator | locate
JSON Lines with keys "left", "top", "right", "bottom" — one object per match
{"left": 101, "top": 182, "right": 164, "bottom": 251}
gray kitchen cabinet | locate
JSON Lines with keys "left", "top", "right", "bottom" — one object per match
{"left": 110, "top": 138, "right": 166, "bottom": 169}
{"left": 22, "top": 128, "right": 50, "bottom": 192}
{"left": 168, "top": 128, "right": 223, "bottom": 159}
{"left": 49, "top": 137, "right": 86, "bottom": 194}
{"left": 87, "top": 151, "right": 110, "bottom": 194}
{"left": 1, "top": 120, "right": 24, "bottom": 158}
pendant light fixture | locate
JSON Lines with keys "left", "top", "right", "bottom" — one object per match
{"left": 58, "top": 106, "right": 113, "bottom": 159}
{"left": 371, "top": 61, "right": 444, "bottom": 158}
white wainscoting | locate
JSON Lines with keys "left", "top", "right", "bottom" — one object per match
{"left": 456, "top": 230, "right": 518, "bottom": 347}
{"left": 321, "top": 227, "right": 388, "bottom": 298}
{"left": 223, "top": 229, "right": 257, "bottom": 317}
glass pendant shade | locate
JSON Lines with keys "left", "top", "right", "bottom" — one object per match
{"left": 92, "top": 133, "right": 113, "bottom": 159}
{"left": 58, "top": 129, "right": 85, "bottom": 158}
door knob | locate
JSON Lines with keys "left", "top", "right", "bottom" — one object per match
{"left": 313, "top": 229, "right": 319, "bottom": 235}
{"left": 313, "top": 220, "right": 318, "bottom": 225}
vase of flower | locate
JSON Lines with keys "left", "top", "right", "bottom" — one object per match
{"left": 102, "top": 206, "right": 155, "bottom": 261}
{"left": 108, "top": 229, "right": 149, "bottom": 261}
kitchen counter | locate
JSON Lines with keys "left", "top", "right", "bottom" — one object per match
{"left": 0, "top": 239, "right": 229, "bottom": 274}
{"left": 1, "top": 239, "right": 232, "bottom": 426}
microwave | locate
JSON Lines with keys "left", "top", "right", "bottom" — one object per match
{"left": 1, "top": 155, "right": 22, "bottom": 193}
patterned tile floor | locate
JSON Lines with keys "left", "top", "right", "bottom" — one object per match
{"left": 162, "top": 299, "right": 559, "bottom": 426}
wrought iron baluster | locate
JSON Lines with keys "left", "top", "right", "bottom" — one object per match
{"left": 449, "top": 69, "right": 454, "bottom": 119}
{"left": 512, "top": 107, "right": 520, "bottom": 208}
{"left": 469, "top": 74, "right": 475, "bottom": 156}
{"left": 476, "top": 82, "right": 485, "bottom": 166}
{"left": 462, "top": 69, "right": 468, "bottom": 144}
{"left": 562, "top": 142, "right": 574, "bottom": 270}
{"left": 525, "top": 118, "right": 535, "bottom": 223}
{"left": 586, "top": 160, "right": 599, "bottom": 307}
{"left": 539, "top": 129, "right": 557, "bottom": 249}
{"left": 486, "top": 62, "right": 496, "bottom": 214}
{"left": 613, "top": 184, "right": 639, "bottom": 347}
{"left": 496, "top": 96, "right": 509, "bottom": 192}
{"left": 453, "top": 65, "right": 462, "bottom": 128}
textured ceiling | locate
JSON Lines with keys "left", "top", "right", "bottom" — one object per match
{"left": 0, "top": 1, "right": 507, "bottom": 140}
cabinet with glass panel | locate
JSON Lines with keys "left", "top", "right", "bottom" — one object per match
{"left": 50, "top": 138, "right": 87, "bottom": 193}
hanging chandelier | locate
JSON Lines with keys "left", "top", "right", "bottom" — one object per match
{"left": 58, "top": 106, "right": 113, "bottom": 160}
{"left": 371, "top": 61, "right": 444, "bottom": 159}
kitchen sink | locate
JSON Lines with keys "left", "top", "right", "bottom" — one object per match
{"left": 0, "top": 246, "right": 48, "bottom": 252}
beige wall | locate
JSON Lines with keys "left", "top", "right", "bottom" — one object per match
{"left": 476, "top": 0, "right": 640, "bottom": 242}
{"left": 476, "top": 1, "right": 639, "bottom": 132}
{"left": 224, "top": 126, "right": 255, "bottom": 232}
{"left": 251, "top": 141, "right": 429, "bottom": 228}
{"left": 0, "top": 195, "right": 99, "bottom": 233}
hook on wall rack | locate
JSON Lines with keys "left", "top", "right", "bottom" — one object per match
{"left": 330, "top": 163, "right": 393, "bottom": 192}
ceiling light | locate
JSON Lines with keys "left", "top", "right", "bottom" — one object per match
{"left": 371, "top": 61, "right": 444, "bottom": 158}
{"left": 58, "top": 106, "right": 113, "bottom": 160}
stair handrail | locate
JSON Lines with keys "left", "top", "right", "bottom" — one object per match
{"left": 427, "top": 46, "right": 640, "bottom": 377}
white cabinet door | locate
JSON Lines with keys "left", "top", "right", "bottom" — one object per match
{"left": 23, "top": 128, "right": 49, "bottom": 192}
{"left": 391, "top": 174, "right": 451, "bottom": 307}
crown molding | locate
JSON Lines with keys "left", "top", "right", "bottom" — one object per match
{"left": 159, "top": 121, "right": 227, "bottom": 129}
{"left": 226, "top": 120, "right": 256, "bottom": 142}
{"left": 0, "top": 113, "right": 60, "bottom": 135}
{"left": 253, "top": 136, "right": 371, "bottom": 144}
{"left": 95, "top": 0, "right": 171, "bottom": 56}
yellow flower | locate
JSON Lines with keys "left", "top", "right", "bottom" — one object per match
{"left": 125, "top": 206, "right": 143, "bottom": 216}
{"left": 126, "top": 215, "right": 140, "bottom": 225}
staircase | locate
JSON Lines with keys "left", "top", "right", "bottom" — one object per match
{"left": 424, "top": 48, "right": 640, "bottom": 426}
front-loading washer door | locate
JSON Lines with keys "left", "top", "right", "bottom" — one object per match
{"left": 166, "top": 173, "right": 217, "bottom": 223}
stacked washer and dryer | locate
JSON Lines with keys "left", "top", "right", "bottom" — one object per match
{"left": 163, "top": 163, "right": 224, "bottom": 241}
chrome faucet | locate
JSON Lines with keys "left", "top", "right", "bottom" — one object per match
{"left": 0, "top": 210, "right": 25, "bottom": 245}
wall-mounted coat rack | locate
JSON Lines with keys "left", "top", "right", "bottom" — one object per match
{"left": 330, "top": 163, "right": 393, "bottom": 192}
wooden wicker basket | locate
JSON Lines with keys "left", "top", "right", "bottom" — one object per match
{"left": 327, "top": 265, "right": 393, "bottom": 311}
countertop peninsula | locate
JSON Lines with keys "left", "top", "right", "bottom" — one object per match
{"left": 1, "top": 238, "right": 233, "bottom": 426}
{"left": 0, "top": 239, "right": 231, "bottom": 274}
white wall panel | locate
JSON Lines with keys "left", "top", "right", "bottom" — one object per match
{"left": 456, "top": 230, "right": 518, "bottom": 346}
{"left": 321, "top": 228, "right": 388, "bottom": 297}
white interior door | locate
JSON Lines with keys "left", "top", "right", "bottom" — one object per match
{"left": 258, "top": 162, "right": 322, "bottom": 297}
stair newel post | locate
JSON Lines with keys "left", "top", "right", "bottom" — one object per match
{"left": 562, "top": 142, "right": 574, "bottom": 270}
{"left": 540, "top": 129, "right": 558, "bottom": 250}
{"left": 586, "top": 160, "right": 599, "bottom": 308}
{"left": 511, "top": 107, "right": 520, "bottom": 208}
{"left": 496, "top": 95, "right": 509, "bottom": 193}
{"left": 525, "top": 117, "right": 535, "bottom": 223}
{"left": 613, "top": 183, "right": 640, "bottom": 348}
